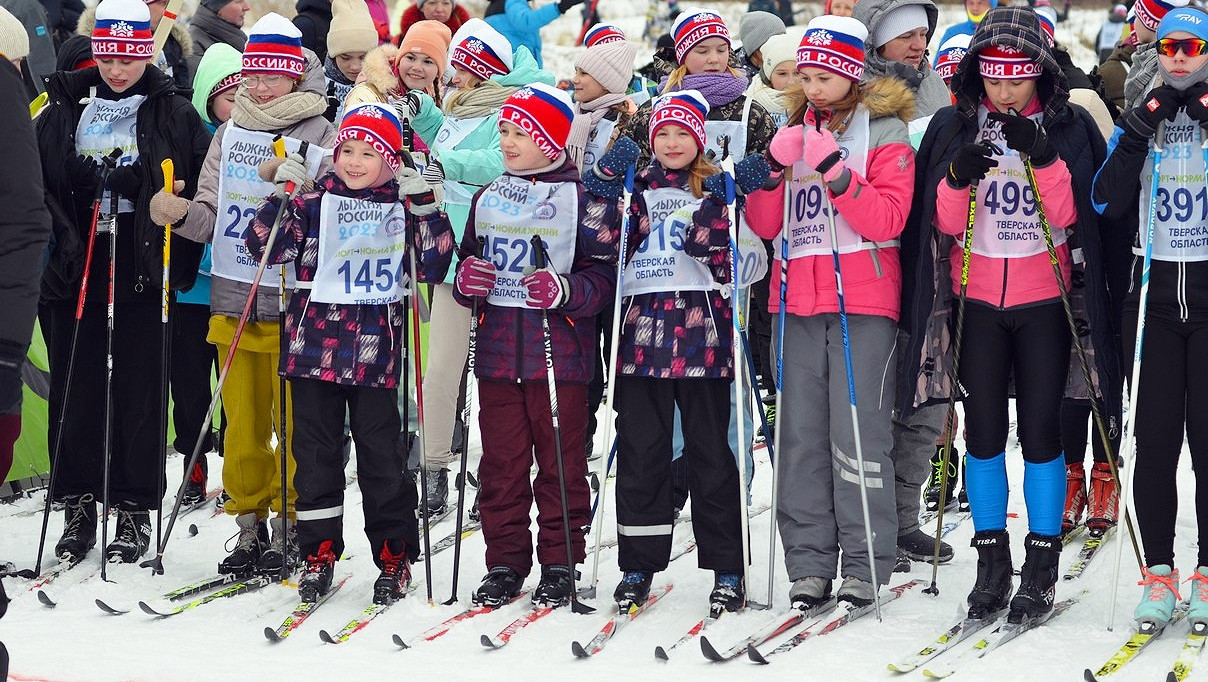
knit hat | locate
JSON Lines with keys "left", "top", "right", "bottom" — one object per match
{"left": 91, "top": 0, "right": 155, "bottom": 60}
{"left": 449, "top": 19, "right": 512, "bottom": 80}
{"left": 797, "top": 15, "right": 867, "bottom": 82}
{"left": 200, "top": 0, "right": 232, "bottom": 11}
{"left": 574, "top": 39, "right": 638, "bottom": 94}
{"left": 671, "top": 8, "right": 731, "bottom": 63}
{"left": 399, "top": 19, "right": 451, "bottom": 74}
{"left": 739, "top": 11, "right": 785, "bottom": 55}
{"left": 191, "top": 42, "right": 242, "bottom": 124}
{"left": 759, "top": 28, "right": 806, "bottom": 79}
{"left": 1035, "top": 5, "right": 1057, "bottom": 45}
{"left": 933, "top": 33, "right": 970, "bottom": 83}
{"left": 978, "top": 43, "right": 1041, "bottom": 80}
{"left": 417, "top": 0, "right": 455, "bottom": 6}
{"left": 337, "top": 103, "right": 405, "bottom": 174}
{"left": 1158, "top": 6, "right": 1208, "bottom": 39}
{"left": 328, "top": 0, "right": 377, "bottom": 58}
{"left": 1136, "top": 0, "right": 1190, "bottom": 32}
{"left": 0, "top": 7, "right": 29, "bottom": 60}
{"left": 498, "top": 82, "right": 575, "bottom": 160}
{"left": 649, "top": 89, "right": 709, "bottom": 151}
{"left": 873, "top": 4, "right": 928, "bottom": 47}
{"left": 243, "top": 13, "right": 306, "bottom": 77}
{"left": 583, "top": 23, "right": 626, "bottom": 48}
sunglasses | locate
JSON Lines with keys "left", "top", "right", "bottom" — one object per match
{"left": 1156, "top": 37, "right": 1208, "bottom": 57}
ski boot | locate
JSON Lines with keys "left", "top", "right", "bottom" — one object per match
{"left": 1062, "top": 461, "right": 1086, "bottom": 535}
{"left": 532, "top": 565, "right": 575, "bottom": 607}
{"left": 1008, "top": 533, "right": 1061, "bottom": 621}
{"left": 789, "top": 576, "right": 832, "bottom": 611}
{"left": 837, "top": 576, "right": 876, "bottom": 607}
{"left": 474, "top": 567, "right": 523, "bottom": 608}
{"left": 219, "top": 513, "right": 267, "bottom": 575}
{"left": 614, "top": 571, "right": 653, "bottom": 610}
{"left": 105, "top": 510, "right": 151, "bottom": 563}
{"left": 298, "top": 540, "right": 337, "bottom": 603}
{"left": 424, "top": 467, "right": 449, "bottom": 516}
{"left": 179, "top": 456, "right": 208, "bottom": 507}
{"left": 709, "top": 572, "right": 745, "bottom": 614}
{"left": 967, "top": 530, "right": 1013, "bottom": 619}
{"left": 1086, "top": 461, "right": 1119, "bottom": 536}
{"left": 923, "top": 445, "right": 959, "bottom": 513}
{"left": 1188, "top": 567, "right": 1208, "bottom": 626}
{"left": 256, "top": 516, "right": 298, "bottom": 576}
{"left": 1134, "top": 565, "right": 1180, "bottom": 628}
{"left": 372, "top": 541, "right": 411, "bottom": 605}
{"left": 898, "top": 528, "right": 954, "bottom": 564}
{"left": 54, "top": 495, "right": 97, "bottom": 564}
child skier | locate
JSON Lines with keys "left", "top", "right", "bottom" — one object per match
{"left": 246, "top": 102, "right": 454, "bottom": 603}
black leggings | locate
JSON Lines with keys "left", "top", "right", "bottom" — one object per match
{"left": 959, "top": 301, "right": 1070, "bottom": 463}
{"left": 1122, "top": 307, "right": 1208, "bottom": 567}
{"left": 1062, "top": 398, "right": 1117, "bottom": 465}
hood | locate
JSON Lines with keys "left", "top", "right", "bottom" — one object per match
{"left": 359, "top": 43, "right": 400, "bottom": 96}
{"left": 493, "top": 46, "right": 555, "bottom": 88}
{"left": 192, "top": 43, "right": 243, "bottom": 126}
{"left": 55, "top": 34, "right": 93, "bottom": 72}
{"left": 299, "top": 48, "right": 329, "bottom": 96}
{"left": 949, "top": 6, "right": 1068, "bottom": 121}
{"left": 77, "top": 5, "right": 193, "bottom": 57}
{"left": 781, "top": 75, "right": 916, "bottom": 125}
{"left": 855, "top": 0, "right": 940, "bottom": 87}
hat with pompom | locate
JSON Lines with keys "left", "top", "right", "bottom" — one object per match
{"left": 499, "top": 82, "right": 576, "bottom": 160}
{"left": 243, "top": 13, "right": 306, "bottom": 78}
{"left": 91, "top": 0, "right": 155, "bottom": 60}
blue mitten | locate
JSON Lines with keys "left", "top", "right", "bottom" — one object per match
{"left": 583, "top": 136, "right": 639, "bottom": 200}
{"left": 733, "top": 154, "right": 771, "bottom": 195}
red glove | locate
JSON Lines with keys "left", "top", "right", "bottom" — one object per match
{"left": 803, "top": 126, "right": 845, "bottom": 183}
{"left": 521, "top": 268, "right": 568, "bottom": 309}
{"left": 455, "top": 256, "right": 496, "bottom": 298}
{"left": 768, "top": 125, "right": 806, "bottom": 168}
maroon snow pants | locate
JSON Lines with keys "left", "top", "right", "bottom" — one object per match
{"left": 476, "top": 379, "right": 591, "bottom": 578}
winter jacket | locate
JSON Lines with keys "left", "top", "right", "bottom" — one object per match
{"left": 187, "top": 5, "right": 248, "bottom": 78}
{"left": 484, "top": 0, "right": 561, "bottom": 69}
{"left": 36, "top": 65, "right": 209, "bottom": 301}
{"left": 1096, "top": 40, "right": 1134, "bottom": 111}
{"left": 854, "top": 0, "right": 952, "bottom": 121}
{"left": 900, "top": 7, "right": 1125, "bottom": 429}
{"left": 452, "top": 157, "right": 621, "bottom": 384}
{"left": 4, "top": 0, "right": 54, "bottom": 94}
{"left": 397, "top": 3, "right": 469, "bottom": 43}
{"left": 174, "top": 51, "right": 336, "bottom": 322}
{"left": 78, "top": 6, "right": 193, "bottom": 93}
{"left": 246, "top": 173, "right": 454, "bottom": 388}
{"left": 294, "top": 0, "right": 333, "bottom": 63}
{"left": 617, "top": 162, "right": 736, "bottom": 380}
{"left": 745, "top": 77, "right": 916, "bottom": 322}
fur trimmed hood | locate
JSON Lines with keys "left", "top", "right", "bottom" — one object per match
{"left": 358, "top": 43, "right": 401, "bottom": 96}
{"left": 782, "top": 75, "right": 916, "bottom": 125}
{"left": 76, "top": 5, "right": 193, "bottom": 57}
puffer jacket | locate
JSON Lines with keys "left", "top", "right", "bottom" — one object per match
{"left": 174, "top": 50, "right": 336, "bottom": 322}
{"left": 855, "top": 0, "right": 952, "bottom": 120}
{"left": 483, "top": 0, "right": 561, "bottom": 69}
{"left": 452, "top": 157, "right": 621, "bottom": 384}
{"left": 745, "top": 77, "right": 916, "bottom": 322}
{"left": 246, "top": 173, "right": 454, "bottom": 388}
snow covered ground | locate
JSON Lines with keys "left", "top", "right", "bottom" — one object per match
{"left": 1, "top": 2, "right": 1192, "bottom": 681}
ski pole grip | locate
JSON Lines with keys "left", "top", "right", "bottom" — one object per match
{"left": 475, "top": 236, "right": 485, "bottom": 259}
{"left": 161, "top": 159, "right": 174, "bottom": 194}
{"left": 271, "top": 135, "right": 286, "bottom": 159}
{"left": 531, "top": 234, "right": 546, "bottom": 269}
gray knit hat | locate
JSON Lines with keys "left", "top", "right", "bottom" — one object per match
{"left": 739, "top": 11, "right": 785, "bottom": 56}
{"left": 200, "top": 0, "right": 234, "bottom": 12}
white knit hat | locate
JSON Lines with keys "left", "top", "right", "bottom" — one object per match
{"left": 328, "top": 0, "right": 378, "bottom": 58}
{"left": 872, "top": 4, "right": 928, "bottom": 48}
{"left": 760, "top": 27, "right": 806, "bottom": 79}
{"left": 0, "top": 6, "right": 29, "bottom": 60}
{"left": 574, "top": 39, "right": 637, "bottom": 94}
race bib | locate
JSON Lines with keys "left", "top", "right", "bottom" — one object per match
{"left": 1139, "top": 111, "right": 1208, "bottom": 262}
{"left": 704, "top": 118, "right": 747, "bottom": 165}
{"left": 623, "top": 187, "right": 716, "bottom": 296}
{"left": 76, "top": 93, "right": 145, "bottom": 214}
{"left": 583, "top": 117, "right": 616, "bottom": 172}
{"left": 211, "top": 126, "right": 325, "bottom": 286}
{"left": 475, "top": 175, "right": 578, "bottom": 308}
{"left": 434, "top": 114, "right": 489, "bottom": 206}
{"left": 311, "top": 193, "right": 410, "bottom": 304}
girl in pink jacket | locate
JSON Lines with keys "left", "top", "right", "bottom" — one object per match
{"left": 745, "top": 16, "right": 915, "bottom": 610}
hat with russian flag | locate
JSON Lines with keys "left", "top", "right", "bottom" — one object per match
{"left": 671, "top": 8, "right": 731, "bottom": 63}
{"left": 243, "top": 13, "right": 306, "bottom": 78}
{"left": 449, "top": 18, "right": 512, "bottom": 81}
{"left": 797, "top": 15, "right": 867, "bottom": 82}
{"left": 583, "top": 23, "right": 626, "bottom": 48}
{"left": 1135, "top": 0, "right": 1190, "bottom": 32}
{"left": 649, "top": 89, "right": 710, "bottom": 151}
{"left": 336, "top": 103, "right": 405, "bottom": 173}
{"left": 498, "top": 82, "right": 575, "bottom": 160}
{"left": 91, "top": 0, "right": 154, "bottom": 60}
{"left": 978, "top": 43, "right": 1041, "bottom": 80}
{"left": 933, "top": 33, "right": 970, "bottom": 84}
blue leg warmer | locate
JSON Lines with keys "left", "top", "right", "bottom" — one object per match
{"left": 1023, "top": 455, "right": 1065, "bottom": 536}
{"left": 965, "top": 452, "right": 1008, "bottom": 532}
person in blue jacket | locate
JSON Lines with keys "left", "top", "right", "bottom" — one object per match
{"left": 483, "top": 0, "right": 584, "bottom": 68}
{"left": 938, "top": 0, "right": 996, "bottom": 46}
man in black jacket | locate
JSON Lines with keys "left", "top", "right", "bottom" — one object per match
{"left": 294, "top": 0, "right": 332, "bottom": 63}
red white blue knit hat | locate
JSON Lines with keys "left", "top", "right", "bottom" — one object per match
{"left": 449, "top": 20, "right": 512, "bottom": 80}
{"left": 933, "top": 33, "right": 970, "bottom": 83}
{"left": 797, "top": 15, "right": 867, "bottom": 83}
{"left": 91, "top": 0, "right": 154, "bottom": 60}
{"left": 499, "top": 82, "right": 575, "bottom": 161}
{"left": 978, "top": 44, "right": 1041, "bottom": 80}
{"left": 243, "top": 13, "right": 306, "bottom": 78}
{"left": 649, "top": 89, "right": 710, "bottom": 151}
{"left": 671, "top": 8, "right": 731, "bottom": 63}
{"left": 583, "top": 23, "right": 626, "bottom": 48}
{"left": 1035, "top": 6, "right": 1057, "bottom": 45}
{"left": 1135, "top": 0, "right": 1190, "bottom": 31}
{"left": 336, "top": 103, "right": 404, "bottom": 173}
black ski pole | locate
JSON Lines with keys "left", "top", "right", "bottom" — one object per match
{"left": 100, "top": 156, "right": 120, "bottom": 580}
{"left": 277, "top": 257, "right": 291, "bottom": 582}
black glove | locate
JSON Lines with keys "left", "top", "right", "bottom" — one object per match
{"left": 947, "top": 142, "right": 999, "bottom": 187}
{"left": 557, "top": 0, "right": 584, "bottom": 12}
{"left": 1120, "top": 85, "right": 1182, "bottom": 140}
{"left": 66, "top": 154, "right": 101, "bottom": 196}
{"left": 1185, "top": 81, "right": 1208, "bottom": 127}
{"left": 107, "top": 161, "right": 143, "bottom": 201}
{"left": 986, "top": 111, "right": 1055, "bottom": 165}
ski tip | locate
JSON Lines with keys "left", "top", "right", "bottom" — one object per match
{"left": 480, "top": 634, "right": 502, "bottom": 649}
{"left": 95, "top": 599, "right": 127, "bottom": 615}
{"left": 654, "top": 646, "right": 669, "bottom": 661}
{"left": 319, "top": 630, "right": 337, "bottom": 644}
{"left": 138, "top": 601, "right": 161, "bottom": 616}
{"left": 392, "top": 633, "right": 409, "bottom": 649}
{"left": 571, "top": 641, "right": 589, "bottom": 658}
{"left": 264, "top": 626, "right": 282, "bottom": 642}
{"left": 746, "top": 644, "right": 770, "bottom": 665}
{"left": 699, "top": 635, "right": 723, "bottom": 662}
{"left": 36, "top": 590, "right": 56, "bottom": 608}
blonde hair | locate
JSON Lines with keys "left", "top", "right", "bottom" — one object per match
{"left": 686, "top": 151, "right": 720, "bottom": 198}
{"left": 785, "top": 79, "right": 862, "bottom": 133}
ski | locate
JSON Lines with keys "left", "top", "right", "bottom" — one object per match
{"left": 654, "top": 615, "right": 713, "bottom": 661}
{"left": 888, "top": 610, "right": 1003, "bottom": 672}
{"left": 392, "top": 592, "right": 531, "bottom": 649}
{"left": 571, "top": 584, "right": 673, "bottom": 658}
{"left": 922, "top": 592, "right": 1084, "bottom": 678}
{"left": 25, "top": 558, "right": 87, "bottom": 591}
{"left": 940, "top": 512, "right": 972, "bottom": 538}
{"left": 318, "top": 580, "right": 420, "bottom": 644}
{"left": 1167, "top": 621, "right": 1208, "bottom": 682}
{"left": 749, "top": 579, "right": 924, "bottom": 664}
{"left": 97, "top": 572, "right": 250, "bottom": 615}
{"left": 140, "top": 575, "right": 275, "bottom": 617}
{"left": 481, "top": 606, "right": 557, "bottom": 649}
{"left": 415, "top": 519, "right": 480, "bottom": 562}
{"left": 1063, "top": 526, "right": 1115, "bottom": 581}
{"left": 264, "top": 574, "right": 352, "bottom": 641}
{"left": 699, "top": 598, "right": 838, "bottom": 662}
{"left": 1083, "top": 602, "right": 1189, "bottom": 680}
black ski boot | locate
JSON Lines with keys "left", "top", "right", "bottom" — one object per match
{"left": 898, "top": 528, "right": 954, "bottom": 564}
{"left": 105, "top": 510, "right": 151, "bottom": 563}
{"left": 372, "top": 540, "right": 411, "bottom": 605}
{"left": 709, "top": 572, "right": 745, "bottom": 614}
{"left": 424, "top": 467, "right": 449, "bottom": 516}
{"left": 967, "top": 530, "right": 1013, "bottom": 619}
{"left": 613, "top": 571, "right": 653, "bottom": 609}
{"left": 473, "top": 566, "right": 523, "bottom": 607}
{"left": 255, "top": 516, "right": 297, "bottom": 576}
{"left": 298, "top": 540, "right": 337, "bottom": 603}
{"left": 219, "top": 513, "right": 267, "bottom": 575}
{"left": 1008, "top": 533, "right": 1062, "bottom": 621}
{"left": 924, "top": 445, "right": 959, "bottom": 513}
{"left": 532, "top": 565, "right": 575, "bottom": 607}
{"left": 180, "top": 456, "right": 208, "bottom": 507}
{"left": 54, "top": 495, "right": 97, "bottom": 564}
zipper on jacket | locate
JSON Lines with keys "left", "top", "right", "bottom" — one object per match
{"left": 1179, "top": 261, "right": 1189, "bottom": 321}
{"left": 998, "top": 259, "right": 1009, "bottom": 310}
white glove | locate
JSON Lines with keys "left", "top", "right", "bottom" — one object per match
{"left": 272, "top": 153, "right": 308, "bottom": 195}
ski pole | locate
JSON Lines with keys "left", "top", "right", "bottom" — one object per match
{"left": 574, "top": 0, "right": 603, "bottom": 45}
{"left": 142, "top": 138, "right": 310, "bottom": 574}
{"left": 1020, "top": 152, "right": 1142, "bottom": 571}
{"left": 407, "top": 208, "right": 434, "bottom": 606}
{"left": 445, "top": 236, "right": 484, "bottom": 605}
{"left": 586, "top": 164, "right": 634, "bottom": 599}
{"left": 531, "top": 235, "right": 594, "bottom": 615}
{"left": 100, "top": 157, "right": 120, "bottom": 580}
{"left": 277, "top": 259, "right": 290, "bottom": 582}
{"left": 24, "top": 149, "right": 121, "bottom": 579}
{"left": 766, "top": 166, "right": 790, "bottom": 608}
{"left": 153, "top": 159, "right": 174, "bottom": 569}
{"left": 1108, "top": 122, "right": 1166, "bottom": 629}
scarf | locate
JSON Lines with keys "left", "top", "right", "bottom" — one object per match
{"left": 658, "top": 72, "right": 748, "bottom": 107}
{"left": 566, "top": 93, "right": 630, "bottom": 171}
{"left": 191, "top": 5, "right": 248, "bottom": 51}
{"left": 444, "top": 80, "right": 517, "bottom": 119}
{"left": 232, "top": 89, "right": 329, "bottom": 132}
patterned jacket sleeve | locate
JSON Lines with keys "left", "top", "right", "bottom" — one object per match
{"left": 246, "top": 191, "right": 310, "bottom": 266}
{"left": 683, "top": 194, "right": 732, "bottom": 284}
{"left": 411, "top": 206, "right": 455, "bottom": 283}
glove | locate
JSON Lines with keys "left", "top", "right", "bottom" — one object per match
{"left": 803, "top": 126, "right": 845, "bottom": 183}
{"left": 272, "top": 153, "right": 309, "bottom": 195}
{"left": 397, "top": 167, "right": 439, "bottom": 216}
{"left": 66, "top": 154, "right": 101, "bottom": 195}
{"left": 522, "top": 268, "right": 568, "bottom": 309}
{"left": 422, "top": 157, "right": 444, "bottom": 186}
{"left": 149, "top": 180, "right": 189, "bottom": 226}
{"left": 1120, "top": 85, "right": 1182, "bottom": 140}
{"left": 392, "top": 90, "right": 423, "bottom": 122}
{"left": 768, "top": 125, "right": 805, "bottom": 169}
{"left": 947, "top": 142, "right": 999, "bottom": 187}
{"left": 455, "top": 255, "right": 496, "bottom": 298}
{"left": 107, "top": 161, "right": 143, "bottom": 201}
{"left": 986, "top": 111, "right": 1055, "bottom": 164}
{"left": 557, "top": 0, "right": 584, "bottom": 12}
{"left": 1185, "top": 81, "right": 1208, "bottom": 127}
{"left": 258, "top": 156, "right": 285, "bottom": 182}
{"left": 583, "top": 137, "right": 639, "bottom": 200}
{"left": 733, "top": 153, "right": 771, "bottom": 194}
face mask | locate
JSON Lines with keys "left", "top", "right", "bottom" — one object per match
{"left": 1161, "top": 57, "right": 1208, "bottom": 91}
